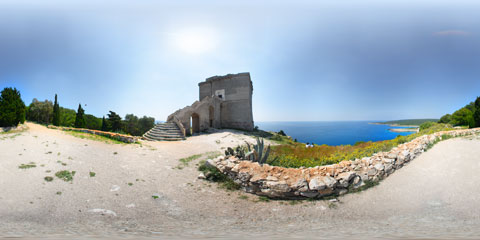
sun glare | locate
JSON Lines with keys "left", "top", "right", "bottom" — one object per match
{"left": 173, "top": 28, "right": 218, "bottom": 55}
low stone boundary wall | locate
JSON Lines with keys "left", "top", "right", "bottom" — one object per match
{"left": 47, "top": 125, "right": 138, "bottom": 143}
{"left": 207, "top": 128, "right": 480, "bottom": 199}
{"left": 0, "top": 124, "right": 28, "bottom": 133}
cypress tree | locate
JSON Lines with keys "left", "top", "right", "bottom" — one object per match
{"left": 74, "top": 103, "right": 86, "bottom": 128}
{"left": 101, "top": 116, "right": 108, "bottom": 131}
{"left": 52, "top": 94, "right": 60, "bottom": 126}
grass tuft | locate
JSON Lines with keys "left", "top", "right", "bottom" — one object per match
{"left": 55, "top": 170, "right": 75, "bottom": 182}
{"left": 19, "top": 163, "right": 36, "bottom": 169}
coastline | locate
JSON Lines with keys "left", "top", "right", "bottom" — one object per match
{"left": 369, "top": 122, "right": 419, "bottom": 127}
{"left": 388, "top": 127, "right": 419, "bottom": 133}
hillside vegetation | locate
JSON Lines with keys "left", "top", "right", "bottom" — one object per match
{"left": 266, "top": 122, "right": 453, "bottom": 168}
{"left": 375, "top": 119, "right": 439, "bottom": 126}
{"left": 438, "top": 96, "right": 480, "bottom": 128}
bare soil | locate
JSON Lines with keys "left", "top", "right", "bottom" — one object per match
{"left": 1, "top": 122, "right": 480, "bottom": 239}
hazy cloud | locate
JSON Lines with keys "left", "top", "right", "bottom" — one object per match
{"left": 433, "top": 30, "right": 471, "bottom": 36}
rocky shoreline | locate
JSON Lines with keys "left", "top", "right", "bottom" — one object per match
{"left": 207, "top": 128, "right": 480, "bottom": 199}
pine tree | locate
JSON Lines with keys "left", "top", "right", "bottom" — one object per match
{"left": 0, "top": 87, "right": 26, "bottom": 127}
{"left": 52, "top": 94, "right": 60, "bottom": 126}
{"left": 101, "top": 116, "right": 108, "bottom": 131}
{"left": 74, "top": 103, "right": 86, "bottom": 128}
{"left": 474, "top": 96, "right": 480, "bottom": 128}
{"left": 107, "top": 111, "right": 122, "bottom": 132}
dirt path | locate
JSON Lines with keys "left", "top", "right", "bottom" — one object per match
{"left": 1, "top": 123, "right": 480, "bottom": 239}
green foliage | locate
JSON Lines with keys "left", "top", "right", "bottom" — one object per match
{"left": 101, "top": 116, "right": 108, "bottom": 131}
{"left": 74, "top": 104, "right": 86, "bottom": 128}
{"left": 278, "top": 130, "right": 286, "bottom": 136}
{"left": 89, "top": 172, "right": 96, "bottom": 177}
{"left": 0, "top": 87, "right": 26, "bottom": 127}
{"left": 18, "top": 163, "right": 36, "bottom": 169}
{"left": 226, "top": 138, "right": 271, "bottom": 164}
{"left": 419, "top": 121, "right": 435, "bottom": 131}
{"left": 59, "top": 107, "right": 76, "bottom": 127}
{"left": 198, "top": 164, "right": 240, "bottom": 191}
{"left": 137, "top": 115, "right": 155, "bottom": 135}
{"left": 55, "top": 170, "right": 75, "bottom": 182}
{"left": 44, "top": 176, "right": 54, "bottom": 182}
{"left": 268, "top": 123, "right": 453, "bottom": 168}
{"left": 438, "top": 114, "right": 452, "bottom": 124}
{"left": 177, "top": 154, "right": 203, "bottom": 169}
{"left": 107, "top": 111, "right": 122, "bottom": 132}
{"left": 377, "top": 119, "right": 439, "bottom": 126}
{"left": 451, "top": 107, "right": 475, "bottom": 128}
{"left": 439, "top": 96, "right": 480, "bottom": 128}
{"left": 474, "top": 96, "right": 480, "bottom": 128}
{"left": 52, "top": 94, "right": 60, "bottom": 126}
{"left": 84, "top": 114, "right": 102, "bottom": 130}
{"left": 27, "top": 98, "right": 53, "bottom": 124}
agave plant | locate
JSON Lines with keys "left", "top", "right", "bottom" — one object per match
{"left": 225, "top": 138, "right": 271, "bottom": 164}
{"left": 245, "top": 137, "right": 271, "bottom": 164}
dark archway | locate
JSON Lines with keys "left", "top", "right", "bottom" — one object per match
{"left": 191, "top": 113, "right": 200, "bottom": 134}
{"left": 209, "top": 106, "right": 214, "bottom": 128}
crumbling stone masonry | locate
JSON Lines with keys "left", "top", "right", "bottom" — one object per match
{"left": 207, "top": 128, "right": 480, "bottom": 199}
{"left": 167, "top": 72, "right": 254, "bottom": 136}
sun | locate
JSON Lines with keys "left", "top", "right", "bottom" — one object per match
{"left": 173, "top": 28, "right": 218, "bottom": 55}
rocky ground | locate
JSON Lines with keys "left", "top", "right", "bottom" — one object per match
{"left": 1, "top": 123, "right": 480, "bottom": 239}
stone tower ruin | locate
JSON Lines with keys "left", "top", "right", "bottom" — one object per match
{"left": 143, "top": 72, "right": 254, "bottom": 141}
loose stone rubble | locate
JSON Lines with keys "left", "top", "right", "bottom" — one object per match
{"left": 207, "top": 128, "right": 480, "bottom": 199}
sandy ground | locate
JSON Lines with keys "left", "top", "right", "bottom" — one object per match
{"left": 1, "top": 122, "right": 480, "bottom": 239}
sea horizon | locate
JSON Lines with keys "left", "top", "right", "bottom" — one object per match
{"left": 256, "top": 121, "right": 415, "bottom": 146}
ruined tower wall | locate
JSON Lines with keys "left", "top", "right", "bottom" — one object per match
{"left": 198, "top": 73, "right": 254, "bottom": 131}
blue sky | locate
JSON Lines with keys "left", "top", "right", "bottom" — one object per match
{"left": 1, "top": 0, "right": 479, "bottom": 121}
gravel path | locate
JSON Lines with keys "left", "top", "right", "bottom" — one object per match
{"left": 1, "top": 123, "right": 480, "bottom": 239}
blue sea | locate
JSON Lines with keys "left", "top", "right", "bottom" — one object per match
{"left": 256, "top": 121, "right": 415, "bottom": 146}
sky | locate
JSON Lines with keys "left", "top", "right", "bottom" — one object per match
{"left": 1, "top": 0, "right": 480, "bottom": 122}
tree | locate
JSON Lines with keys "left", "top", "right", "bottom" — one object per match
{"left": 59, "top": 107, "right": 76, "bottom": 127}
{"left": 52, "top": 94, "right": 60, "bottom": 126}
{"left": 0, "top": 87, "right": 26, "bottom": 127}
{"left": 438, "top": 114, "right": 452, "bottom": 124}
{"left": 124, "top": 114, "right": 140, "bottom": 136}
{"left": 107, "top": 111, "right": 122, "bottom": 132}
{"left": 138, "top": 116, "right": 155, "bottom": 135}
{"left": 26, "top": 99, "right": 53, "bottom": 124}
{"left": 84, "top": 114, "right": 102, "bottom": 130}
{"left": 451, "top": 107, "right": 475, "bottom": 128}
{"left": 101, "top": 116, "right": 108, "bottom": 131}
{"left": 474, "top": 96, "right": 480, "bottom": 127}
{"left": 74, "top": 104, "right": 86, "bottom": 128}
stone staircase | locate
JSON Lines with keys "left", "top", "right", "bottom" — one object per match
{"left": 143, "top": 122, "right": 185, "bottom": 141}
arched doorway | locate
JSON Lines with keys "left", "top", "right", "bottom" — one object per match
{"left": 191, "top": 113, "right": 200, "bottom": 134}
{"left": 209, "top": 106, "right": 214, "bottom": 128}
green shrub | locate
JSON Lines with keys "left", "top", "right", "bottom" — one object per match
{"left": 267, "top": 122, "right": 452, "bottom": 168}
{"left": 419, "top": 121, "right": 435, "bottom": 131}
{"left": 55, "top": 170, "right": 75, "bottom": 182}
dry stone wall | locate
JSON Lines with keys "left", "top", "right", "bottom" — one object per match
{"left": 47, "top": 125, "right": 138, "bottom": 143}
{"left": 207, "top": 128, "right": 480, "bottom": 199}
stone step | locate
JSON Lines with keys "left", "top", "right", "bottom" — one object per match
{"left": 151, "top": 127, "right": 180, "bottom": 131}
{"left": 145, "top": 132, "right": 183, "bottom": 138}
{"left": 143, "top": 122, "right": 185, "bottom": 141}
{"left": 143, "top": 135, "right": 185, "bottom": 141}
{"left": 149, "top": 129, "right": 182, "bottom": 134}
